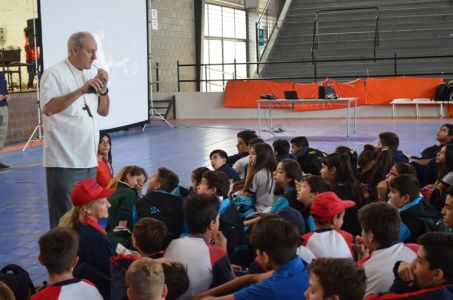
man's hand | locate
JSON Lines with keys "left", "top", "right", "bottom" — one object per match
{"left": 0, "top": 94, "right": 9, "bottom": 101}
{"left": 96, "top": 68, "right": 109, "bottom": 94}
{"left": 82, "top": 77, "right": 105, "bottom": 94}
{"left": 398, "top": 261, "right": 415, "bottom": 284}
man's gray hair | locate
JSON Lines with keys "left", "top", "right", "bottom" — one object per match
{"left": 67, "top": 32, "right": 93, "bottom": 52}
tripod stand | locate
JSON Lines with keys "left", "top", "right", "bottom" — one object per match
{"left": 142, "top": 76, "right": 173, "bottom": 130}
{"left": 22, "top": 9, "right": 43, "bottom": 151}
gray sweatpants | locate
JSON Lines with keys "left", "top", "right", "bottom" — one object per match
{"left": 46, "top": 167, "right": 96, "bottom": 228}
{"left": 0, "top": 106, "right": 8, "bottom": 151}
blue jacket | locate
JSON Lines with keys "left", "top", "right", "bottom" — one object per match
{"left": 0, "top": 72, "right": 8, "bottom": 107}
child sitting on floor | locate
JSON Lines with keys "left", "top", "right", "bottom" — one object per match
{"left": 305, "top": 258, "right": 366, "bottom": 300}
{"left": 136, "top": 167, "right": 184, "bottom": 246}
{"left": 210, "top": 149, "right": 240, "bottom": 180}
{"left": 388, "top": 174, "right": 441, "bottom": 243}
{"left": 32, "top": 227, "right": 103, "bottom": 299}
{"left": 164, "top": 194, "right": 234, "bottom": 299}
{"left": 355, "top": 202, "right": 417, "bottom": 296}
{"left": 197, "top": 170, "right": 251, "bottom": 267}
{"left": 301, "top": 192, "right": 355, "bottom": 258}
{"left": 295, "top": 176, "right": 332, "bottom": 232}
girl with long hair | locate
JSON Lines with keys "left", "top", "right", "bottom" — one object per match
{"left": 106, "top": 165, "right": 147, "bottom": 232}
{"left": 243, "top": 143, "right": 277, "bottom": 211}
{"left": 96, "top": 132, "right": 113, "bottom": 188}
{"left": 320, "top": 152, "right": 362, "bottom": 235}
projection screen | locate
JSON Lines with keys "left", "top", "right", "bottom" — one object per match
{"left": 39, "top": 0, "right": 149, "bottom": 130}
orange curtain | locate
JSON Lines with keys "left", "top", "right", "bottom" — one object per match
{"left": 223, "top": 77, "right": 444, "bottom": 112}
{"left": 223, "top": 80, "right": 294, "bottom": 108}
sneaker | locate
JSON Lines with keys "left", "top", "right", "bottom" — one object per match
{"left": 0, "top": 162, "right": 10, "bottom": 169}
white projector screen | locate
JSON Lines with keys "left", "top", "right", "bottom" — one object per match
{"left": 39, "top": 0, "right": 149, "bottom": 130}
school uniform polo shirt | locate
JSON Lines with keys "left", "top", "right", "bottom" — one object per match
{"left": 31, "top": 278, "right": 102, "bottom": 300}
{"left": 40, "top": 58, "right": 99, "bottom": 168}
{"left": 234, "top": 256, "right": 309, "bottom": 300}
{"left": 164, "top": 235, "right": 234, "bottom": 300}
{"left": 359, "top": 242, "right": 417, "bottom": 296}
{"left": 302, "top": 228, "right": 354, "bottom": 258}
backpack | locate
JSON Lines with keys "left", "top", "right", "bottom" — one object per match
{"left": 298, "top": 148, "right": 327, "bottom": 175}
{"left": 434, "top": 83, "right": 451, "bottom": 101}
{"left": 318, "top": 85, "right": 338, "bottom": 99}
{"left": 418, "top": 216, "right": 453, "bottom": 234}
{"left": 0, "top": 264, "right": 36, "bottom": 300}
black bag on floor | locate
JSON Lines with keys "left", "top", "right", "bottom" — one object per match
{"left": 0, "top": 264, "right": 36, "bottom": 300}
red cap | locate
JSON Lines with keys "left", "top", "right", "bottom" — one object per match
{"left": 310, "top": 192, "right": 356, "bottom": 222}
{"left": 70, "top": 179, "right": 115, "bottom": 207}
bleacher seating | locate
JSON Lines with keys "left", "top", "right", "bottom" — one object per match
{"left": 260, "top": 0, "right": 453, "bottom": 82}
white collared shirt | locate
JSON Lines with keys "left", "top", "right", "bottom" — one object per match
{"left": 40, "top": 59, "right": 99, "bottom": 168}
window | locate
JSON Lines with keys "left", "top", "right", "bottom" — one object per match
{"left": 203, "top": 4, "right": 247, "bottom": 92}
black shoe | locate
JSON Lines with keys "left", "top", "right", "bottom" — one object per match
{"left": 0, "top": 162, "right": 10, "bottom": 169}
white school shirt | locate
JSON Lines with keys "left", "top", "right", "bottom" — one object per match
{"left": 40, "top": 59, "right": 100, "bottom": 168}
{"left": 250, "top": 169, "right": 275, "bottom": 211}
{"left": 232, "top": 155, "right": 249, "bottom": 179}
{"left": 302, "top": 229, "right": 354, "bottom": 259}
{"left": 359, "top": 242, "right": 417, "bottom": 296}
{"left": 31, "top": 279, "right": 102, "bottom": 300}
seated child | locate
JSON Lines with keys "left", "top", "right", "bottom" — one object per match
{"left": 290, "top": 136, "right": 309, "bottom": 160}
{"left": 270, "top": 159, "right": 303, "bottom": 213}
{"left": 197, "top": 170, "right": 250, "bottom": 267}
{"left": 388, "top": 174, "right": 441, "bottom": 243}
{"left": 227, "top": 130, "right": 258, "bottom": 166}
{"left": 244, "top": 159, "right": 304, "bottom": 227}
{"left": 209, "top": 217, "right": 309, "bottom": 300}
{"left": 210, "top": 149, "right": 240, "bottom": 180}
{"left": 189, "top": 167, "right": 210, "bottom": 197}
{"left": 106, "top": 165, "right": 147, "bottom": 239}
{"left": 110, "top": 217, "right": 168, "bottom": 300}
{"left": 273, "top": 139, "right": 294, "bottom": 162}
{"left": 376, "top": 162, "right": 416, "bottom": 202}
{"left": 290, "top": 136, "right": 326, "bottom": 175}
{"left": 31, "top": 227, "right": 103, "bottom": 299}
{"left": 295, "top": 176, "right": 332, "bottom": 232}
{"left": 378, "top": 131, "right": 408, "bottom": 163}
{"left": 301, "top": 192, "right": 355, "bottom": 258}
{"left": 164, "top": 194, "right": 234, "bottom": 299}
{"left": 366, "top": 232, "right": 453, "bottom": 299}
{"left": 247, "top": 214, "right": 315, "bottom": 275}
{"left": 136, "top": 167, "right": 184, "bottom": 246}
{"left": 305, "top": 258, "right": 366, "bottom": 300}
{"left": 442, "top": 187, "right": 453, "bottom": 228}
{"left": 232, "top": 137, "right": 264, "bottom": 180}
{"left": 126, "top": 258, "right": 167, "bottom": 300}
{"left": 356, "top": 202, "right": 417, "bottom": 296}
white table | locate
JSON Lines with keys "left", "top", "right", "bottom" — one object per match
{"left": 257, "top": 98, "right": 358, "bottom": 137}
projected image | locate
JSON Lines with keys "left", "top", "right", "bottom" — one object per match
{"left": 39, "top": 0, "right": 149, "bottom": 130}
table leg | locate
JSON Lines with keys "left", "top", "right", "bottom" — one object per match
{"left": 353, "top": 99, "right": 357, "bottom": 133}
{"left": 347, "top": 100, "right": 350, "bottom": 137}
{"left": 269, "top": 102, "right": 273, "bottom": 132}
{"left": 258, "top": 102, "right": 261, "bottom": 137}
